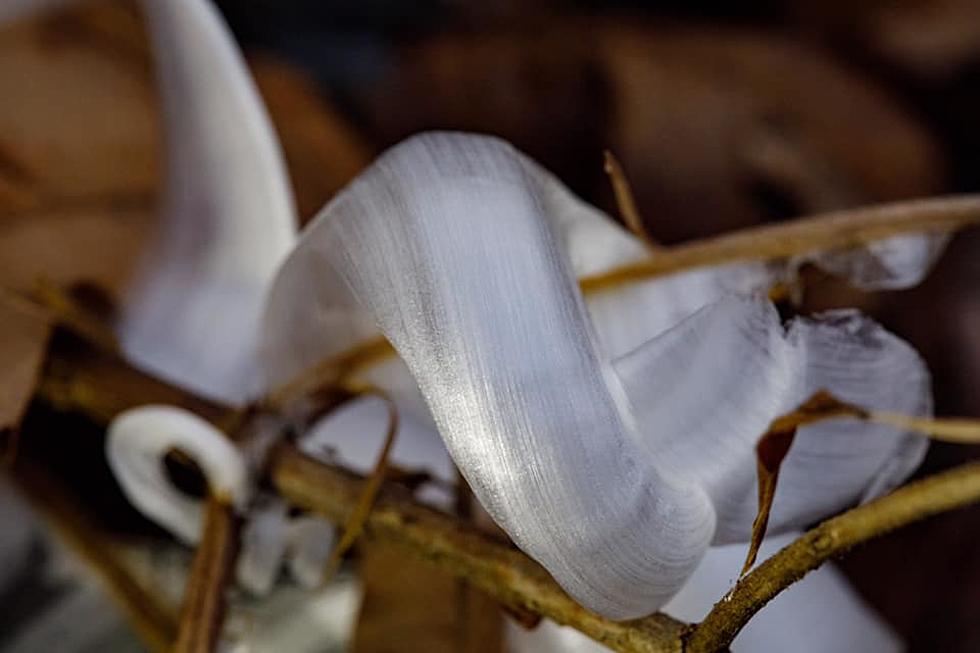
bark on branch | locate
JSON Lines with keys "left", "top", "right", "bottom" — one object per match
{"left": 25, "top": 287, "right": 980, "bottom": 653}
{"left": 270, "top": 444, "right": 688, "bottom": 653}
{"left": 685, "top": 461, "right": 980, "bottom": 651}
{"left": 581, "top": 194, "right": 980, "bottom": 293}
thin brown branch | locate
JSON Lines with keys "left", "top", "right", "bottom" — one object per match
{"left": 174, "top": 497, "right": 240, "bottom": 653}
{"left": 871, "top": 412, "right": 980, "bottom": 443}
{"left": 32, "top": 337, "right": 687, "bottom": 652}
{"left": 30, "top": 308, "right": 980, "bottom": 653}
{"left": 686, "top": 461, "right": 980, "bottom": 652}
{"left": 270, "top": 445, "right": 687, "bottom": 653}
{"left": 39, "top": 330, "right": 229, "bottom": 426}
{"left": 580, "top": 194, "right": 980, "bottom": 294}
{"left": 260, "top": 336, "right": 394, "bottom": 414}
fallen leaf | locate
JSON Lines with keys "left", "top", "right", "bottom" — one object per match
{"left": 744, "top": 390, "right": 980, "bottom": 573}
{"left": 743, "top": 391, "right": 866, "bottom": 574}
{"left": 0, "top": 1, "right": 158, "bottom": 214}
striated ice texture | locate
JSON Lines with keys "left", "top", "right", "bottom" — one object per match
{"left": 119, "top": 0, "right": 297, "bottom": 405}
{"left": 263, "top": 132, "right": 933, "bottom": 618}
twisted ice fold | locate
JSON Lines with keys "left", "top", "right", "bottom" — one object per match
{"left": 261, "top": 132, "right": 932, "bottom": 618}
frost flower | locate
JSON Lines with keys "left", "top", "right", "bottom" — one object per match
{"left": 263, "top": 132, "right": 931, "bottom": 618}
{"left": 89, "top": 0, "right": 942, "bottom": 646}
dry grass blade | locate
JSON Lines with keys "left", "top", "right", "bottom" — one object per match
{"left": 604, "top": 149, "right": 655, "bottom": 247}
{"left": 322, "top": 391, "right": 400, "bottom": 582}
{"left": 174, "top": 497, "right": 240, "bottom": 653}
{"left": 743, "top": 391, "right": 866, "bottom": 574}
{"left": 743, "top": 390, "right": 980, "bottom": 574}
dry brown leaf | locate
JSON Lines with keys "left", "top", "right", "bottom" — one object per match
{"left": 743, "top": 391, "right": 866, "bottom": 573}
{"left": 744, "top": 390, "right": 980, "bottom": 573}
{"left": 0, "top": 1, "right": 158, "bottom": 215}
{"left": 0, "top": 207, "right": 152, "bottom": 301}
{"left": 0, "top": 0, "right": 157, "bottom": 308}
{"left": 0, "top": 0, "right": 372, "bottom": 307}
{"left": 793, "top": 0, "right": 980, "bottom": 80}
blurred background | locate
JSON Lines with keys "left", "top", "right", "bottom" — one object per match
{"left": 1, "top": 0, "right": 979, "bottom": 651}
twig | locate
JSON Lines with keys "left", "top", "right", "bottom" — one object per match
{"left": 603, "top": 150, "right": 654, "bottom": 247}
{"left": 31, "top": 338, "right": 688, "bottom": 651}
{"left": 174, "top": 497, "right": 240, "bottom": 653}
{"left": 685, "top": 461, "right": 980, "bottom": 652}
{"left": 38, "top": 330, "right": 229, "bottom": 426}
{"left": 30, "top": 302, "right": 980, "bottom": 652}
{"left": 270, "top": 445, "right": 687, "bottom": 653}
{"left": 580, "top": 194, "right": 980, "bottom": 294}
